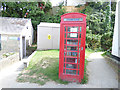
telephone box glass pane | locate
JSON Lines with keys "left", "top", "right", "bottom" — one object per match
{"left": 78, "top": 65, "right": 79, "bottom": 69}
{"left": 66, "top": 52, "right": 77, "bottom": 57}
{"left": 81, "top": 47, "right": 83, "bottom": 50}
{"left": 66, "top": 69, "right": 76, "bottom": 75}
{"left": 80, "top": 27, "right": 82, "bottom": 32}
{"left": 65, "top": 33, "right": 66, "bottom": 38}
{"left": 64, "top": 52, "right": 66, "bottom": 56}
{"left": 78, "top": 71, "right": 79, "bottom": 75}
{"left": 65, "top": 27, "right": 66, "bottom": 32}
{"left": 64, "top": 39, "right": 66, "bottom": 44}
{"left": 64, "top": 57, "right": 65, "bottom": 62}
{"left": 66, "top": 58, "right": 77, "bottom": 63}
{"left": 79, "top": 53, "right": 80, "bottom": 57}
{"left": 79, "top": 40, "right": 81, "bottom": 45}
{"left": 79, "top": 33, "right": 81, "bottom": 38}
{"left": 64, "top": 63, "right": 65, "bottom": 68}
{"left": 64, "top": 45, "right": 66, "bottom": 50}
{"left": 67, "top": 39, "right": 78, "bottom": 45}
{"left": 68, "top": 27, "right": 78, "bottom": 32}
{"left": 67, "top": 33, "right": 78, "bottom": 38}
{"left": 67, "top": 46, "right": 78, "bottom": 51}
{"left": 66, "top": 64, "right": 77, "bottom": 69}
{"left": 79, "top": 46, "right": 81, "bottom": 51}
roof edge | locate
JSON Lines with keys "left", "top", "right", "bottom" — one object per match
{"left": 0, "top": 17, "right": 31, "bottom": 20}
{"left": 0, "top": 32, "right": 21, "bottom": 35}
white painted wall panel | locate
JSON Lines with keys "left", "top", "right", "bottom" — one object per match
{"left": 37, "top": 27, "right": 52, "bottom": 50}
{"left": 37, "top": 23, "right": 60, "bottom": 50}
{"left": 112, "top": 0, "right": 120, "bottom": 58}
{"left": 52, "top": 27, "right": 60, "bottom": 49}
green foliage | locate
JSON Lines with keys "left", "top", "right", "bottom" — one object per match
{"left": 27, "top": 8, "right": 45, "bottom": 30}
{"left": 102, "top": 46, "right": 112, "bottom": 57}
{"left": 44, "top": 1, "right": 52, "bottom": 12}
{"left": 86, "top": 33, "right": 101, "bottom": 50}
{"left": 2, "top": 2, "right": 27, "bottom": 17}
{"left": 101, "top": 31, "right": 113, "bottom": 51}
{"left": 41, "top": 8, "right": 67, "bottom": 23}
{"left": 2, "top": 2, "right": 52, "bottom": 31}
{"left": 81, "top": 59, "right": 88, "bottom": 84}
{"left": 81, "top": 2, "right": 114, "bottom": 35}
{"left": 87, "top": 12, "right": 105, "bottom": 35}
{"left": 2, "top": 52, "right": 15, "bottom": 58}
{"left": 86, "top": 27, "right": 102, "bottom": 50}
{"left": 102, "top": 50, "right": 112, "bottom": 57}
{"left": 79, "top": 2, "right": 116, "bottom": 51}
{"left": 58, "top": 1, "right": 64, "bottom": 9}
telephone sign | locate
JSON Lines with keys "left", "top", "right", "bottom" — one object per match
{"left": 48, "top": 34, "right": 51, "bottom": 40}
{"left": 64, "top": 18, "right": 83, "bottom": 21}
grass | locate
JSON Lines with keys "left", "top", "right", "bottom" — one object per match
{"left": 101, "top": 51, "right": 112, "bottom": 57}
{"left": 17, "top": 49, "right": 94, "bottom": 85}
{"left": 2, "top": 52, "right": 15, "bottom": 58}
{"left": 85, "top": 48, "right": 94, "bottom": 58}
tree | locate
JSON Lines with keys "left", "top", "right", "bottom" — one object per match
{"left": 79, "top": 2, "right": 116, "bottom": 50}
{"left": 2, "top": 2, "right": 52, "bottom": 43}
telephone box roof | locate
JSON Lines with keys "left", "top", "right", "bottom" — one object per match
{"left": 61, "top": 12, "right": 87, "bottom": 17}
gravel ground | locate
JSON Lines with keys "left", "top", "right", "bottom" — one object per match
{"left": 0, "top": 52, "right": 119, "bottom": 89}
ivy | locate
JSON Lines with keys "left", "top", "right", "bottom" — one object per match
{"left": 79, "top": 2, "right": 116, "bottom": 51}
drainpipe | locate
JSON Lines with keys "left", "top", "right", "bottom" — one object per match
{"left": 109, "top": 0, "right": 111, "bottom": 29}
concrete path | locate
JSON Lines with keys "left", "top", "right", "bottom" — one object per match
{"left": 87, "top": 52, "right": 118, "bottom": 88}
{"left": 0, "top": 52, "right": 119, "bottom": 89}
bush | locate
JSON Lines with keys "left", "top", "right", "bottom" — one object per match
{"left": 86, "top": 33, "right": 101, "bottom": 50}
{"left": 101, "top": 31, "right": 113, "bottom": 51}
{"left": 41, "top": 8, "right": 67, "bottom": 23}
{"left": 86, "top": 27, "right": 101, "bottom": 50}
{"left": 79, "top": 2, "right": 116, "bottom": 51}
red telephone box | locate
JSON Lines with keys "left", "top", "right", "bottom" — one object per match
{"left": 59, "top": 13, "right": 86, "bottom": 82}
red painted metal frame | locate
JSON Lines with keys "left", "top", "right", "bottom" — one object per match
{"left": 59, "top": 13, "right": 86, "bottom": 82}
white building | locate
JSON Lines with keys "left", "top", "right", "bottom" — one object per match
{"left": 0, "top": 17, "right": 34, "bottom": 59}
{"left": 112, "top": 0, "right": 120, "bottom": 58}
{"left": 37, "top": 22, "right": 60, "bottom": 50}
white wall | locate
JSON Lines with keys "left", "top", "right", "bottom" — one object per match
{"left": 112, "top": 0, "right": 120, "bottom": 58}
{"left": 22, "top": 19, "right": 33, "bottom": 46}
{"left": 118, "top": 0, "right": 120, "bottom": 57}
{"left": 37, "top": 23, "right": 60, "bottom": 50}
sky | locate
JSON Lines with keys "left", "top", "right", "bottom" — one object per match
{"left": 49, "top": 0, "right": 86, "bottom": 6}
{"left": 49, "top": 0, "right": 64, "bottom": 6}
{"left": 49, "top": 0, "right": 117, "bottom": 6}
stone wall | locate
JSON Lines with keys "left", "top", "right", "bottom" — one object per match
{"left": 0, "top": 53, "right": 19, "bottom": 71}
{"left": 0, "top": 34, "right": 20, "bottom": 55}
{"left": 62, "top": 6, "right": 85, "bottom": 12}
